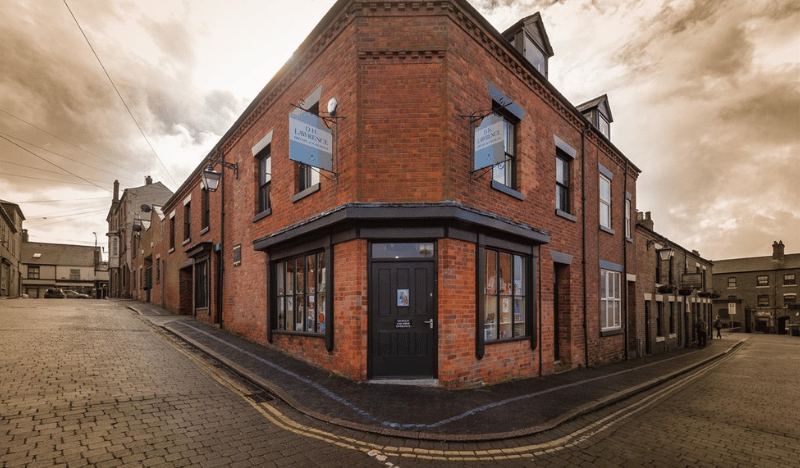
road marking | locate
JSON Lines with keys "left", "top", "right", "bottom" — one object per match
{"left": 170, "top": 331, "right": 743, "bottom": 464}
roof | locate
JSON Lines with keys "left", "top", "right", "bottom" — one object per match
{"left": 713, "top": 254, "right": 800, "bottom": 274}
{"left": 0, "top": 199, "right": 26, "bottom": 227}
{"left": 577, "top": 94, "right": 613, "bottom": 122}
{"left": 120, "top": 181, "right": 173, "bottom": 204}
{"left": 501, "top": 12, "right": 554, "bottom": 57}
{"left": 21, "top": 242, "right": 99, "bottom": 267}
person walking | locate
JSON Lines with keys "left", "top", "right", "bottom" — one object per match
{"left": 714, "top": 317, "right": 722, "bottom": 339}
{"left": 696, "top": 318, "right": 707, "bottom": 348}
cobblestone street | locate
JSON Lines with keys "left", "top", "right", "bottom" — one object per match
{"left": 0, "top": 300, "right": 373, "bottom": 467}
{"left": 2, "top": 300, "right": 799, "bottom": 467}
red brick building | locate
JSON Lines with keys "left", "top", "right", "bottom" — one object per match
{"left": 153, "top": 0, "right": 642, "bottom": 388}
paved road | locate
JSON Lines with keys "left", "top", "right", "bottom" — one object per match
{"left": 2, "top": 300, "right": 799, "bottom": 467}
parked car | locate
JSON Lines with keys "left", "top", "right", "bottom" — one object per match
{"left": 44, "top": 288, "right": 66, "bottom": 298}
{"left": 63, "top": 290, "right": 90, "bottom": 299}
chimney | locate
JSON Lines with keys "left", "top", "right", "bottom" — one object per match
{"left": 21, "top": 229, "right": 29, "bottom": 243}
{"left": 637, "top": 211, "right": 654, "bottom": 231}
{"left": 773, "top": 240, "right": 785, "bottom": 261}
{"left": 145, "top": 175, "right": 152, "bottom": 185}
{"left": 113, "top": 180, "right": 119, "bottom": 202}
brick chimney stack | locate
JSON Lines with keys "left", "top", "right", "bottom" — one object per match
{"left": 113, "top": 180, "right": 119, "bottom": 202}
{"left": 773, "top": 240, "right": 785, "bottom": 261}
{"left": 637, "top": 211, "right": 655, "bottom": 231}
{"left": 145, "top": 175, "right": 152, "bottom": 185}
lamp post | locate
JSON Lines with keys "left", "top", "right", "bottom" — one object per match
{"left": 201, "top": 156, "right": 238, "bottom": 327}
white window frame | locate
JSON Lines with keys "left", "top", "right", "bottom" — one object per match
{"left": 600, "top": 269, "right": 622, "bottom": 331}
{"left": 599, "top": 174, "right": 612, "bottom": 229}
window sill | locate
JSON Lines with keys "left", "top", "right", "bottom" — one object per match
{"left": 656, "top": 336, "right": 665, "bottom": 342}
{"left": 252, "top": 208, "right": 272, "bottom": 223}
{"left": 599, "top": 225, "right": 616, "bottom": 235}
{"left": 168, "top": 247, "right": 175, "bottom": 254}
{"left": 491, "top": 180, "right": 524, "bottom": 200}
{"left": 291, "top": 183, "right": 320, "bottom": 203}
{"left": 600, "top": 328, "right": 623, "bottom": 337}
{"left": 626, "top": 237, "right": 634, "bottom": 243}
{"left": 200, "top": 227, "right": 210, "bottom": 236}
{"left": 555, "top": 209, "right": 577, "bottom": 223}
{"left": 271, "top": 330, "right": 325, "bottom": 338}
{"left": 182, "top": 238, "right": 191, "bottom": 246}
{"left": 485, "top": 335, "right": 530, "bottom": 345}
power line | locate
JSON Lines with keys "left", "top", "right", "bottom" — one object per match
{"left": 62, "top": 0, "right": 178, "bottom": 188}
{"left": 25, "top": 209, "right": 109, "bottom": 227}
{"left": 0, "top": 172, "right": 108, "bottom": 187}
{"left": 0, "top": 134, "right": 108, "bottom": 190}
{"left": 16, "top": 197, "right": 108, "bottom": 204}
{"left": 0, "top": 107, "right": 145, "bottom": 178}
{"left": 0, "top": 130, "right": 141, "bottom": 185}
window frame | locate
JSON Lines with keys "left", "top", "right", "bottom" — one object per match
{"left": 183, "top": 202, "right": 191, "bottom": 243}
{"left": 201, "top": 188, "right": 210, "bottom": 231}
{"left": 556, "top": 152, "right": 570, "bottom": 214}
{"left": 757, "top": 294, "right": 769, "bottom": 308}
{"left": 600, "top": 269, "right": 622, "bottom": 332}
{"left": 257, "top": 145, "right": 272, "bottom": 214}
{"left": 727, "top": 277, "right": 737, "bottom": 289}
{"left": 756, "top": 275, "right": 769, "bottom": 287}
{"left": 784, "top": 294, "right": 796, "bottom": 308}
{"left": 599, "top": 173, "right": 612, "bottom": 230}
{"left": 273, "top": 250, "right": 327, "bottom": 336}
{"left": 491, "top": 105, "right": 518, "bottom": 190}
{"left": 28, "top": 265, "right": 40, "bottom": 279}
{"left": 481, "top": 247, "right": 530, "bottom": 343}
{"left": 169, "top": 215, "right": 176, "bottom": 251}
{"left": 784, "top": 274, "right": 796, "bottom": 286}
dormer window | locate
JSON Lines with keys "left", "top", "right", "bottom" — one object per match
{"left": 503, "top": 13, "right": 554, "bottom": 79}
{"left": 577, "top": 94, "right": 613, "bottom": 141}
{"left": 523, "top": 34, "right": 547, "bottom": 76}
{"left": 597, "top": 114, "right": 610, "bottom": 139}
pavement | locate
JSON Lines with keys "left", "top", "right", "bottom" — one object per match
{"left": 121, "top": 299, "right": 747, "bottom": 442}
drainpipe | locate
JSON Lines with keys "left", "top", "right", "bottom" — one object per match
{"left": 216, "top": 148, "right": 225, "bottom": 328}
{"left": 581, "top": 123, "right": 589, "bottom": 368}
{"left": 623, "top": 159, "right": 629, "bottom": 361}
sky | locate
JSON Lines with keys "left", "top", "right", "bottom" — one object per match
{"left": 1, "top": 0, "right": 798, "bottom": 261}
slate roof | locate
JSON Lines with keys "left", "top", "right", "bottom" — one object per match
{"left": 21, "top": 242, "right": 99, "bottom": 267}
{"left": 713, "top": 253, "right": 800, "bottom": 274}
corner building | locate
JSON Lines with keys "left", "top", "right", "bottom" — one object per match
{"left": 162, "top": 0, "right": 640, "bottom": 389}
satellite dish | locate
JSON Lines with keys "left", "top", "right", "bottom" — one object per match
{"left": 140, "top": 204, "right": 151, "bottom": 213}
{"left": 327, "top": 97, "right": 338, "bottom": 116}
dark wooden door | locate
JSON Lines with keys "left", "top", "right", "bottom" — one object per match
{"left": 370, "top": 261, "right": 435, "bottom": 378}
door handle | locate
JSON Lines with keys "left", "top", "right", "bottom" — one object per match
{"left": 423, "top": 319, "right": 434, "bottom": 329}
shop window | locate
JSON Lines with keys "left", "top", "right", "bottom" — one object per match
{"left": 274, "top": 251, "right": 326, "bottom": 335}
{"left": 483, "top": 248, "right": 528, "bottom": 341}
{"left": 600, "top": 269, "right": 621, "bottom": 331}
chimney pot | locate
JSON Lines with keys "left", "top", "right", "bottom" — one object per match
{"left": 145, "top": 176, "right": 152, "bottom": 185}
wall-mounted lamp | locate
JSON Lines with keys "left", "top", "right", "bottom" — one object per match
{"left": 202, "top": 159, "right": 238, "bottom": 192}
{"left": 646, "top": 239, "right": 674, "bottom": 261}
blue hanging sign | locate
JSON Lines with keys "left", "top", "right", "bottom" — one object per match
{"left": 289, "top": 110, "right": 333, "bottom": 172}
{"left": 474, "top": 113, "right": 505, "bottom": 171}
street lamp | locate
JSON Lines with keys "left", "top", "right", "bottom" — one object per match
{"left": 200, "top": 154, "right": 238, "bottom": 328}
{"left": 657, "top": 247, "right": 673, "bottom": 262}
{"left": 201, "top": 160, "right": 238, "bottom": 192}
